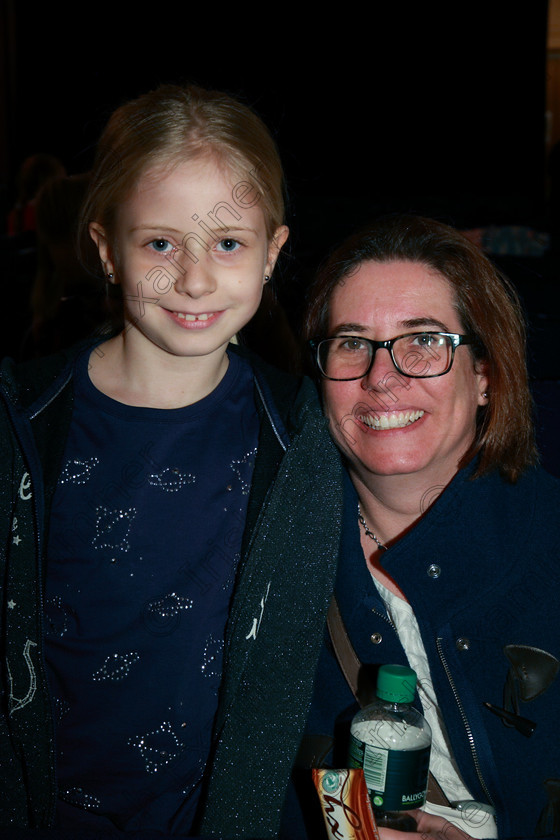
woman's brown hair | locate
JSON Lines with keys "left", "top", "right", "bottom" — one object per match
{"left": 304, "top": 214, "right": 538, "bottom": 483}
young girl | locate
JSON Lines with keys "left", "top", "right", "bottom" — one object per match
{"left": 0, "top": 84, "right": 343, "bottom": 838}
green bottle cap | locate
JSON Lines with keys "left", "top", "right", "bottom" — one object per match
{"left": 376, "top": 664, "right": 417, "bottom": 703}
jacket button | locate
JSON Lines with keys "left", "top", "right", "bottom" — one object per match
{"left": 370, "top": 633, "right": 383, "bottom": 644}
{"left": 456, "top": 637, "right": 470, "bottom": 651}
{"left": 427, "top": 564, "right": 441, "bottom": 578}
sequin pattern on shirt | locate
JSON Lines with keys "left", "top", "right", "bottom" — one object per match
{"left": 44, "top": 349, "right": 259, "bottom": 834}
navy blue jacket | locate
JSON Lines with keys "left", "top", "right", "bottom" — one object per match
{"left": 284, "top": 465, "right": 560, "bottom": 840}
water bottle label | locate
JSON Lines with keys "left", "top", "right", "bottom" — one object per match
{"left": 348, "top": 734, "right": 430, "bottom": 811}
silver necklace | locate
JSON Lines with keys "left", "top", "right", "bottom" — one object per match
{"left": 358, "top": 504, "right": 387, "bottom": 550}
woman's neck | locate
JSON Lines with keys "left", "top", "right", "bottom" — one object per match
{"left": 349, "top": 464, "right": 456, "bottom": 547}
{"left": 88, "top": 332, "right": 230, "bottom": 409}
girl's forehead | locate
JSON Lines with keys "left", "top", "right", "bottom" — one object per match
{"left": 137, "top": 151, "right": 246, "bottom": 190}
{"left": 116, "top": 151, "right": 270, "bottom": 236}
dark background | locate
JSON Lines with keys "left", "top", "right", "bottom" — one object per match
{"left": 1, "top": 3, "right": 556, "bottom": 357}
{"left": 2, "top": 5, "right": 550, "bottom": 246}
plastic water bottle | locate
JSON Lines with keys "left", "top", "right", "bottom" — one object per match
{"left": 348, "top": 664, "right": 431, "bottom": 831}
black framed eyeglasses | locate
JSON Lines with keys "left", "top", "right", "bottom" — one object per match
{"left": 309, "top": 332, "right": 474, "bottom": 380}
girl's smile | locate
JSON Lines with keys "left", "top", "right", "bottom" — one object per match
{"left": 165, "top": 309, "right": 224, "bottom": 328}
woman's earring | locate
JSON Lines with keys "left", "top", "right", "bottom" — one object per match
{"left": 482, "top": 391, "right": 489, "bottom": 399}
{"left": 107, "top": 273, "right": 113, "bottom": 281}
{"left": 264, "top": 275, "right": 270, "bottom": 283}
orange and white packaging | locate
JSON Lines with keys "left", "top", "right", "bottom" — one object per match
{"left": 312, "top": 768, "right": 381, "bottom": 840}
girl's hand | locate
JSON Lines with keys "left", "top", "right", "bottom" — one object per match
{"left": 378, "top": 809, "right": 476, "bottom": 840}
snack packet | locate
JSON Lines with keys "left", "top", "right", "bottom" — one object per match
{"left": 312, "top": 768, "right": 381, "bottom": 840}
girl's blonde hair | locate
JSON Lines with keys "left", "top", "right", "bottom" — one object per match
{"left": 79, "top": 83, "right": 285, "bottom": 272}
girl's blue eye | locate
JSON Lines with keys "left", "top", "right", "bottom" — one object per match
{"left": 216, "top": 238, "right": 240, "bottom": 253}
{"left": 150, "top": 239, "right": 174, "bottom": 253}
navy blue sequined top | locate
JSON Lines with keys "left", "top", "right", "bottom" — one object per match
{"left": 45, "top": 348, "right": 259, "bottom": 834}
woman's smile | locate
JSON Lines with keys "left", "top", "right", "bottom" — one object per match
{"left": 357, "top": 408, "right": 425, "bottom": 431}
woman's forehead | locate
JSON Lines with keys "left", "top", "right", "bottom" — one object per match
{"left": 329, "top": 259, "right": 457, "bottom": 322}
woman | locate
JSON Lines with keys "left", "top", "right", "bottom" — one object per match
{"left": 284, "top": 215, "right": 560, "bottom": 840}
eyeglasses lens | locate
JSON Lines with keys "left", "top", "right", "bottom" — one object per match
{"left": 319, "top": 338, "right": 369, "bottom": 379}
{"left": 393, "top": 334, "right": 452, "bottom": 377}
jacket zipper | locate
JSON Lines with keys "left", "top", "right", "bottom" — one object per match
{"left": 29, "top": 369, "right": 73, "bottom": 420}
{"left": 436, "top": 636, "right": 495, "bottom": 808}
{"left": 253, "top": 376, "right": 287, "bottom": 453}
{"left": 238, "top": 376, "right": 287, "bottom": 566}
{"left": 371, "top": 604, "right": 396, "bottom": 629}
